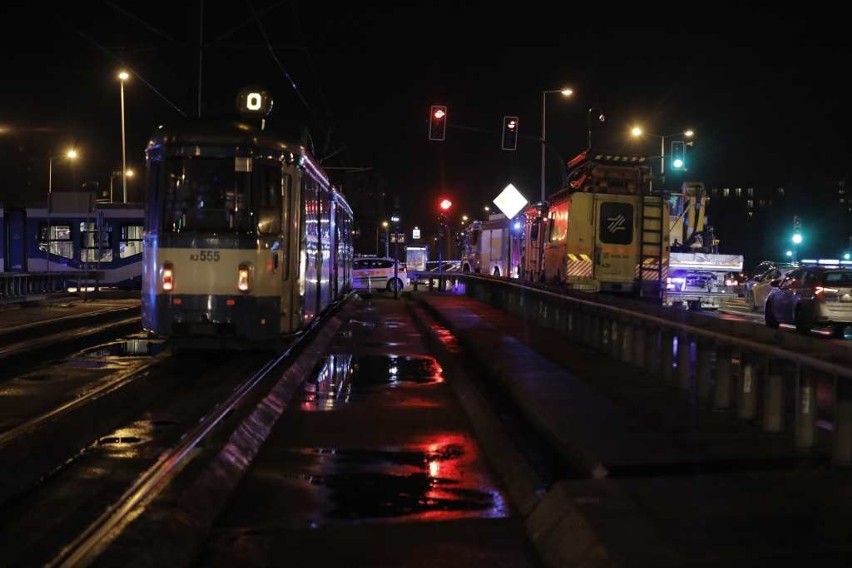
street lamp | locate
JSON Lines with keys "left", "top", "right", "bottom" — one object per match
{"left": 540, "top": 87, "right": 574, "bottom": 202}
{"left": 47, "top": 147, "right": 78, "bottom": 274}
{"left": 390, "top": 212, "right": 401, "bottom": 299}
{"left": 110, "top": 168, "right": 134, "bottom": 203}
{"left": 383, "top": 220, "right": 390, "bottom": 257}
{"left": 118, "top": 70, "right": 129, "bottom": 203}
{"left": 376, "top": 220, "right": 389, "bottom": 256}
{"left": 630, "top": 125, "right": 695, "bottom": 188}
{"left": 48, "top": 147, "right": 78, "bottom": 199}
{"left": 586, "top": 107, "right": 605, "bottom": 151}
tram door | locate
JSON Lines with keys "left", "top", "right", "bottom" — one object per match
{"left": 6, "top": 208, "right": 27, "bottom": 272}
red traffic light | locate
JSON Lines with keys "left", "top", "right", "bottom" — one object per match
{"left": 429, "top": 105, "right": 447, "bottom": 141}
{"left": 439, "top": 198, "right": 452, "bottom": 211}
{"left": 501, "top": 115, "right": 519, "bottom": 151}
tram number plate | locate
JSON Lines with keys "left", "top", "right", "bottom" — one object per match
{"left": 190, "top": 250, "right": 221, "bottom": 262}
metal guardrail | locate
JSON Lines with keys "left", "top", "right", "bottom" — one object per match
{"left": 411, "top": 270, "right": 852, "bottom": 466}
{"left": 0, "top": 272, "right": 102, "bottom": 305}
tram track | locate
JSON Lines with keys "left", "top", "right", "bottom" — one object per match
{"left": 0, "top": 342, "right": 276, "bottom": 567}
{"left": 0, "top": 297, "right": 355, "bottom": 568}
{"left": 0, "top": 302, "right": 142, "bottom": 380}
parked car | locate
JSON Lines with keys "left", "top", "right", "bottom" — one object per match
{"left": 746, "top": 263, "right": 798, "bottom": 311}
{"left": 764, "top": 262, "right": 852, "bottom": 336}
{"left": 352, "top": 256, "right": 407, "bottom": 293}
{"left": 743, "top": 261, "right": 797, "bottom": 307}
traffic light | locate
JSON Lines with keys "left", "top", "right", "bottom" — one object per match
{"left": 501, "top": 115, "right": 519, "bottom": 151}
{"left": 429, "top": 105, "right": 447, "bottom": 141}
{"left": 438, "top": 198, "right": 452, "bottom": 227}
{"left": 670, "top": 140, "right": 686, "bottom": 170}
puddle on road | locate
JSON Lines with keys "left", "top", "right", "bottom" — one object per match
{"left": 298, "top": 353, "right": 443, "bottom": 409}
{"left": 90, "top": 421, "right": 156, "bottom": 459}
{"left": 77, "top": 338, "right": 168, "bottom": 358}
{"left": 288, "top": 434, "right": 509, "bottom": 521}
{"left": 284, "top": 354, "right": 509, "bottom": 520}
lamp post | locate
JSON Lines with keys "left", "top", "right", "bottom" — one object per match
{"left": 586, "top": 107, "right": 605, "bottom": 151}
{"left": 118, "top": 70, "right": 129, "bottom": 203}
{"left": 391, "top": 212, "right": 401, "bottom": 299}
{"left": 47, "top": 148, "right": 78, "bottom": 273}
{"left": 540, "top": 87, "right": 574, "bottom": 202}
{"left": 630, "top": 126, "right": 694, "bottom": 189}
{"left": 383, "top": 220, "right": 390, "bottom": 257}
{"left": 109, "top": 168, "right": 134, "bottom": 203}
{"left": 48, "top": 148, "right": 79, "bottom": 203}
{"left": 376, "top": 220, "right": 389, "bottom": 256}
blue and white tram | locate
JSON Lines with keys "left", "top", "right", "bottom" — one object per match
{"left": 141, "top": 118, "right": 354, "bottom": 349}
{"left": 0, "top": 201, "right": 144, "bottom": 289}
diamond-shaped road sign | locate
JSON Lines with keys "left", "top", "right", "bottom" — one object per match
{"left": 492, "top": 183, "right": 528, "bottom": 219}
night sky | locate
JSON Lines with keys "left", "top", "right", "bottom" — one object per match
{"left": 1, "top": 2, "right": 849, "bottom": 256}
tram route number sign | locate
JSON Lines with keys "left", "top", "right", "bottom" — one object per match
{"left": 237, "top": 85, "right": 274, "bottom": 118}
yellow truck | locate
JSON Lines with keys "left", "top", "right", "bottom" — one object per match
{"left": 537, "top": 151, "right": 669, "bottom": 301}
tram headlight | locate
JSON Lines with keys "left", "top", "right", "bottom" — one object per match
{"left": 162, "top": 262, "right": 174, "bottom": 292}
{"left": 238, "top": 263, "right": 251, "bottom": 292}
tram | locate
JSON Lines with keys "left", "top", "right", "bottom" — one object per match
{"left": 0, "top": 200, "right": 144, "bottom": 290}
{"left": 140, "top": 95, "right": 354, "bottom": 350}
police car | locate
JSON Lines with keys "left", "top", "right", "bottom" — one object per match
{"left": 352, "top": 256, "right": 407, "bottom": 293}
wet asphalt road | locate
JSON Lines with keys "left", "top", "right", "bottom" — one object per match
{"left": 198, "top": 292, "right": 539, "bottom": 567}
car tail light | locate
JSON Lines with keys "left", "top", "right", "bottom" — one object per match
{"left": 238, "top": 263, "right": 251, "bottom": 292}
{"left": 162, "top": 262, "right": 174, "bottom": 292}
{"left": 815, "top": 286, "right": 838, "bottom": 300}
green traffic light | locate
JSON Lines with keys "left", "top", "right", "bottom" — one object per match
{"left": 792, "top": 233, "right": 803, "bottom": 245}
{"left": 670, "top": 140, "right": 686, "bottom": 170}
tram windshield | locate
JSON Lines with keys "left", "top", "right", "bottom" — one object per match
{"left": 161, "top": 157, "right": 254, "bottom": 233}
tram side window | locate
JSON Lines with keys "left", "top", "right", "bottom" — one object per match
{"left": 80, "top": 221, "right": 113, "bottom": 262}
{"left": 147, "top": 161, "right": 163, "bottom": 232}
{"left": 256, "top": 162, "right": 282, "bottom": 235}
{"left": 39, "top": 222, "right": 73, "bottom": 259}
{"left": 120, "top": 224, "right": 144, "bottom": 258}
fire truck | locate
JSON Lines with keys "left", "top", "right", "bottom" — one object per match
{"left": 664, "top": 181, "right": 744, "bottom": 309}
{"left": 461, "top": 213, "right": 522, "bottom": 278}
{"left": 523, "top": 151, "right": 669, "bottom": 300}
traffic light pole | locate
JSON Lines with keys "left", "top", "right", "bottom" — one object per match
{"left": 392, "top": 211, "right": 401, "bottom": 299}
{"left": 437, "top": 226, "right": 443, "bottom": 292}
